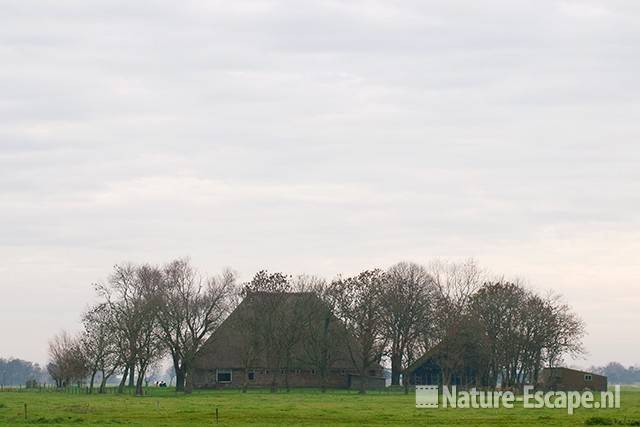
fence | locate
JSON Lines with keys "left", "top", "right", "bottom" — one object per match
{"left": 0, "top": 384, "right": 159, "bottom": 395}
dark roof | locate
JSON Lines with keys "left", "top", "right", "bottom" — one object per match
{"left": 404, "top": 343, "right": 444, "bottom": 375}
{"left": 542, "top": 367, "right": 606, "bottom": 379}
{"left": 194, "top": 292, "right": 360, "bottom": 370}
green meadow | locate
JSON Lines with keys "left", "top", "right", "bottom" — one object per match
{"left": 0, "top": 387, "right": 639, "bottom": 426}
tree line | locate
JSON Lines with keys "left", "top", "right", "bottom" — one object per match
{"left": 590, "top": 362, "right": 640, "bottom": 384}
{"left": 47, "top": 258, "right": 585, "bottom": 395}
{"left": 0, "top": 358, "right": 48, "bottom": 387}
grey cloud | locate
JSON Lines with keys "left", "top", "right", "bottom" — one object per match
{"left": 1, "top": 0, "right": 639, "bottom": 366}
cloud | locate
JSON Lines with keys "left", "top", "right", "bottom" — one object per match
{"left": 0, "top": 0, "right": 638, "bottom": 366}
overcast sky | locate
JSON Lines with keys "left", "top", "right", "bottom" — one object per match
{"left": 1, "top": 0, "right": 639, "bottom": 367}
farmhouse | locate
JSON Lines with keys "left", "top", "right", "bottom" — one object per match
{"left": 192, "top": 292, "right": 385, "bottom": 390}
{"left": 539, "top": 367, "right": 607, "bottom": 392}
{"left": 405, "top": 345, "right": 608, "bottom": 393}
{"left": 404, "top": 343, "right": 488, "bottom": 388}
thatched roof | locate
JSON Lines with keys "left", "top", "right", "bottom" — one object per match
{"left": 194, "top": 292, "right": 357, "bottom": 370}
{"left": 404, "top": 343, "right": 444, "bottom": 375}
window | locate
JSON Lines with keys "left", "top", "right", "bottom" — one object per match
{"left": 310, "top": 369, "right": 316, "bottom": 375}
{"left": 281, "top": 368, "right": 287, "bottom": 375}
{"left": 217, "top": 369, "right": 232, "bottom": 383}
{"left": 248, "top": 371, "right": 256, "bottom": 381}
{"left": 340, "top": 370, "right": 346, "bottom": 376}
{"left": 585, "top": 374, "right": 593, "bottom": 381}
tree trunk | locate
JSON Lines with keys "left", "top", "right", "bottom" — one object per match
{"left": 241, "top": 368, "right": 248, "bottom": 393}
{"left": 99, "top": 371, "right": 108, "bottom": 394}
{"left": 404, "top": 374, "right": 410, "bottom": 394}
{"left": 175, "top": 368, "right": 185, "bottom": 392}
{"left": 441, "top": 367, "right": 451, "bottom": 387}
{"left": 128, "top": 364, "right": 135, "bottom": 388}
{"left": 358, "top": 368, "right": 367, "bottom": 395}
{"left": 118, "top": 366, "right": 129, "bottom": 393}
{"left": 184, "top": 369, "right": 194, "bottom": 394}
{"left": 135, "top": 366, "right": 146, "bottom": 396}
{"left": 89, "top": 370, "right": 97, "bottom": 394}
{"left": 391, "top": 353, "right": 402, "bottom": 386}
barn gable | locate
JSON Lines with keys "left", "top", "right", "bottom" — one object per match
{"left": 192, "top": 291, "right": 385, "bottom": 389}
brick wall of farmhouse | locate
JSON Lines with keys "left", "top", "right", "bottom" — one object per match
{"left": 192, "top": 368, "right": 384, "bottom": 389}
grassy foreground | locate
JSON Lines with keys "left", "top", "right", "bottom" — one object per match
{"left": 0, "top": 387, "right": 639, "bottom": 426}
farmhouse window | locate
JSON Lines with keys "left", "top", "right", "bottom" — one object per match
{"left": 585, "top": 374, "right": 593, "bottom": 381}
{"left": 311, "top": 369, "right": 316, "bottom": 375}
{"left": 217, "top": 369, "right": 232, "bottom": 383}
{"left": 248, "top": 371, "right": 256, "bottom": 381}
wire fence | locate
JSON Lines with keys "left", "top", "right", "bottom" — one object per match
{"left": 0, "top": 383, "right": 408, "bottom": 396}
{"left": 0, "top": 384, "right": 163, "bottom": 395}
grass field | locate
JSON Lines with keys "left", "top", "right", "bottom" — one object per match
{"left": 0, "top": 387, "right": 639, "bottom": 426}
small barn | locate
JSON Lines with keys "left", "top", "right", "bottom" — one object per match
{"left": 539, "top": 367, "right": 607, "bottom": 392}
{"left": 192, "top": 292, "right": 385, "bottom": 390}
{"left": 404, "top": 343, "right": 488, "bottom": 388}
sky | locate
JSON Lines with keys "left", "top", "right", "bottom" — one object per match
{"left": 1, "top": 0, "right": 639, "bottom": 368}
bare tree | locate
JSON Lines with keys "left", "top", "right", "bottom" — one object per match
{"left": 295, "top": 276, "right": 345, "bottom": 393}
{"left": 81, "top": 303, "right": 121, "bottom": 393}
{"left": 330, "top": 269, "right": 387, "bottom": 394}
{"left": 428, "top": 259, "right": 484, "bottom": 386}
{"left": 96, "top": 263, "right": 164, "bottom": 396}
{"left": 132, "top": 264, "right": 165, "bottom": 396}
{"left": 278, "top": 298, "right": 307, "bottom": 392}
{"left": 429, "top": 259, "right": 484, "bottom": 313}
{"left": 47, "top": 331, "right": 88, "bottom": 388}
{"left": 231, "top": 291, "right": 262, "bottom": 393}
{"left": 470, "top": 281, "right": 529, "bottom": 388}
{"left": 382, "top": 262, "right": 435, "bottom": 389}
{"left": 544, "top": 293, "right": 585, "bottom": 368}
{"left": 518, "top": 293, "right": 554, "bottom": 386}
{"left": 241, "top": 270, "right": 292, "bottom": 393}
{"left": 96, "top": 264, "right": 138, "bottom": 393}
{"left": 235, "top": 273, "right": 344, "bottom": 393}
{"left": 470, "top": 282, "right": 585, "bottom": 390}
{"left": 156, "top": 258, "right": 236, "bottom": 393}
